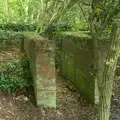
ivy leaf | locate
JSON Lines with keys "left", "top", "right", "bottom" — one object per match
{"left": 96, "top": 8, "right": 103, "bottom": 13}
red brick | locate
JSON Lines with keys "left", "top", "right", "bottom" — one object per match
{"left": 43, "top": 84, "right": 56, "bottom": 88}
{"left": 39, "top": 70, "right": 49, "bottom": 74}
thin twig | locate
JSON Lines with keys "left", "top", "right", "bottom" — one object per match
{"left": 7, "top": 110, "right": 15, "bottom": 117}
{"left": 79, "top": 0, "right": 92, "bottom": 6}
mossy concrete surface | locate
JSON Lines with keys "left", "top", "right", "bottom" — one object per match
{"left": 24, "top": 35, "right": 56, "bottom": 108}
{"left": 60, "top": 33, "right": 96, "bottom": 103}
{"left": 60, "top": 32, "right": 111, "bottom": 104}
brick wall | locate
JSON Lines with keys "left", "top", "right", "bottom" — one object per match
{"left": 24, "top": 36, "right": 56, "bottom": 108}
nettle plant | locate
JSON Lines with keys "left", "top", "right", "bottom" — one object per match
{"left": 0, "top": 52, "right": 33, "bottom": 93}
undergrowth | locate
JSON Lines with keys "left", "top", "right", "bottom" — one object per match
{"left": 0, "top": 52, "right": 33, "bottom": 93}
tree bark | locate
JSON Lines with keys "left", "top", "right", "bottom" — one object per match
{"left": 97, "top": 22, "right": 120, "bottom": 120}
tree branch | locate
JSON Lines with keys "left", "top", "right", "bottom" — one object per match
{"left": 79, "top": 0, "right": 92, "bottom": 6}
{"left": 78, "top": 3, "right": 89, "bottom": 25}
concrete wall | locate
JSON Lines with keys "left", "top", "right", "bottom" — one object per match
{"left": 60, "top": 32, "right": 96, "bottom": 103}
{"left": 60, "top": 32, "right": 111, "bottom": 104}
{"left": 24, "top": 35, "right": 56, "bottom": 108}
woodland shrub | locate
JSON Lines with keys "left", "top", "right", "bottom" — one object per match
{"left": 0, "top": 30, "right": 33, "bottom": 92}
{"left": 0, "top": 30, "right": 24, "bottom": 44}
{"left": 0, "top": 53, "right": 33, "bottom": 92}
{"left": 0, "top": 23, "right": 37, "bottom": 32}
{"left": 41, "top": 24, "right": 88, "bottom": 39}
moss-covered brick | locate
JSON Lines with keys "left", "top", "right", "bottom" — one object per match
{"left": 24, "top": 35, "right": 56, "bottom": 108}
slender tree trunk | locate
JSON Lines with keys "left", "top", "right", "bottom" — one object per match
{"left": 97, "top": 22, "right": 120, "bottom": 120}
{"left": 5, "top": 0, "right": 9, "bottom": 23}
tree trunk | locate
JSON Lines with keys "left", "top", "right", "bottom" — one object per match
{"left": 97, "top": 22, "right": 120, "bottom": 120}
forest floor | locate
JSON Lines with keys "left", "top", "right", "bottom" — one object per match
{"left": 0, "top": 73, "right": 97, "bottom": 120}
{"left": 0, "top": 73, "right": 120, "bottom": 120}
{"left": 0, "top": 50, "right": 120, "bottom": 120}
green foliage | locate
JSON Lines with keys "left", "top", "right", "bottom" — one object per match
{"left": 0, "top": 29, "right": 23, "bottom": 40}
{"left": 96, "top": 8, "right": 103, "bottom": 14}
{"left": 0, "top": 53, "right": 33, "bottom": 93}
{"left": 102, "top": 29, "right": 112, "bottom": 37}
{"left": 89, "top": 0, "right": 120, "bottom": 36}
{"left": 72, "top": 22, "right": 88, "bottom": 31}
{"left": 0, "top": 23, "right": 37, "bottom": 32}
{"left": 0, "top": 30, "right": 32, "bottom": 92}
{"left": 0, "top": 30, "right": 24, "bottom": 48}
{"left": 0, "top": 0, "right": 88, "bottom": 34}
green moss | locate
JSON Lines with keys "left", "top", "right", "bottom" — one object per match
{"left": 23, "top": 31, "right": 39, "bottom": 37}
{"left": 62, "top": 31, "right": 91, "bottom": 39}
